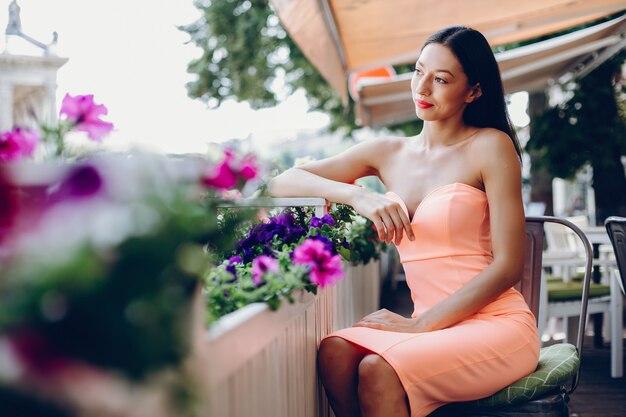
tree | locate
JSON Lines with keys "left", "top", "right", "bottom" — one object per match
{"left": 179, "top": 0, "right": 420, "bottom": 136}
{"left": 526, "top": 53, "right": 626, "bottom": 223}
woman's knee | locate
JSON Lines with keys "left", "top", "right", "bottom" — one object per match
{"left": 358, "top": 354, "right": 400, "bottom": 397}
{"left": 318, "top": 337, "right": 362, "bottom": 371}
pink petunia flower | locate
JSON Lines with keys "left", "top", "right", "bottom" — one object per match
{"left": 292, "top": 238, "right": 344, "bottom": 287}
{"left": 238, "top": 155, "right": 257, "bottom": 180}
{"left": 251, "top": 255, "right": 278, "bottom": 285}
{"left": 60, "top": 93, "right": 114, "bottom": 141}
{"left": 202, "top": 149, "right": 258, "bottom": 190}
{"left": 203, "top": 158, "right": 238, "bottom": 189}
{"left": 0, "top": 127, "right": 40, "bottom": 161}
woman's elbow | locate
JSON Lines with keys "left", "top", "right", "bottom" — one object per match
{"left": 493, "top": 257, "right": 525, "bottom": 287}
{"left": 267, "top": 169, "right": 295, "bottom": 197}
{"left": 267, "top": 175, "right": 282, "bottom": 197}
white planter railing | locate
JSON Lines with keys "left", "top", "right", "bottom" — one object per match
{"left": 203, "top": 260, "right": 381, "bottom": 417}
{"left": 202, "top": 197, "right": 382, "bottom": 417}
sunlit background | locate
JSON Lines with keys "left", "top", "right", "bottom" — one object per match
{"left": 0, "top": 0, "right": 331, "bottom": 156}
{"left": 0, "top": 0, "right": 529, "bottom": 158}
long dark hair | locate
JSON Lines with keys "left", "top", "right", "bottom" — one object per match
{"left": 422, "top": 26, "right": 522, "bottom": 160}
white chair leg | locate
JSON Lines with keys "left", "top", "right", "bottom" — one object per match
{"left": 610, "top": 270, "right": 623, "bottom": 378}
{"left": 564, "top": 316, "right": 579, "bottom": 344}
{"left": 538, "top": 273, "right": 549, "bottom": 342}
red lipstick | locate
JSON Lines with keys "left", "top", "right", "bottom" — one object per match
{"left": 416, "top": 99, "right": 433, "bottom": 109}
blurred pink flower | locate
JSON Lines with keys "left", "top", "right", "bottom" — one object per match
{"left": 9, "top": 330, "right": 73, "bottom": 376}
{"left": 251, "top": 255, "right": 278, "bottom": 285}
{"left": 238, "top": 155, "right": 257, "bottom": 179}
{"left": 0, "top": 127, "right": 40, "bottom": 161}
{"left": 202, "top": 149, "right": 258, "bottom": 190}
{"left": 203, "top": 159, "right": 237, "bottom": 189}
{"left": 60, "top": 93, "right": 114, "bottom": 141}
{"left": 293, "top": 238, "right": 344, "bottom": 287}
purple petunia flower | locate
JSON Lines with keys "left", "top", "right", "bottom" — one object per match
{"left": 310, "top": 213, "right": 334, "bottom": 229}
{"left": 251, "top": 255, "right": 278, "bottom": 286}
{"left": 225, "top": 255, "right": 242, "bottom": 282}
{"left": 235, "top": 212, "right": 306, "bottom": 263}
{"left": 292, "top": 238, "right": 344, "bottom": 287}
{"left": 60, "top": 94, "right": 114, "bottom": 141}
{"left": 51, "top": 165, "right": 103, "bottom": 202}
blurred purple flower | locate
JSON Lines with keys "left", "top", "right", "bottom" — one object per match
{"left": 235, "top": 212, "right": 306, "bottom": 263}
{"left": 293, "top": 238, "right": 344, "bottom": 287}
{"left": 310, "top": 214, "right": 335, "bottom": 228}
{"left": 51, "top": 165, "right": 103, "bottom": 202}
{"left": 225, "top": 255, "right": 243, "bottom": 282}
{"left": 60, "top": 94, "right": 114, "bottom": 141}
{"left": 251, "top": 255, "right": 278, "bottom": 285}
{"left": 0, "top": 127, "right": 39, "bottom": 161}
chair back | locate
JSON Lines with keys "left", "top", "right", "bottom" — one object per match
{"left": 515, "top": 219, "right": 544, "bottom": 316}
{"left": 517, "top": 216, "right": 593, "bottom": 393}
{"left": 544, "top": 220, "right": 579, "bottom": 256}
{"left": 604, "top": 216, "right": 626, "bottom": 295}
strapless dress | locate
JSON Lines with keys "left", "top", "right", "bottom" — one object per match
{"left": 325, "top": 183, "right": 539, "bottom": 417}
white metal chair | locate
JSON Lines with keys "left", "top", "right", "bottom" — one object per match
{"left": 540, "top": 219, "right": 623, "bottom": 378}
{"left": 432, "top": 216, "right": 593, "bottom": 416}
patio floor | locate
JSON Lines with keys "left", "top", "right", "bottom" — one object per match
{"left": 380, "top": 283, "right": 626, "bottom": 417}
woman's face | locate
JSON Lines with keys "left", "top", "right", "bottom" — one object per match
{"left": 410, "top": 43, "right": 478, "bottom": 122}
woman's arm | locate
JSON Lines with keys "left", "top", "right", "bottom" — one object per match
{"left": 355, "top": 129, "right": 525, "bottom": 331}
{"left": 268, "top": 138, "right": 415, "bottom": 244}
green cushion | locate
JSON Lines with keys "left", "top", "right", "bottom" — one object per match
{"left": 547, "top": 280, "right": 610, "bottom": 301}
{"left": 545, "top": 272, "right": 584, "bottom": 283}
{"left": 473, "top": 343, "right": 580, "bottom": 407}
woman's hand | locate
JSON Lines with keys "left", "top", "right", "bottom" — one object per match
{"left": 353, "top": 309, "right": 428, "bottom": 333}
{"left": 350, "top": 189, "right": 415, "bottom": 245}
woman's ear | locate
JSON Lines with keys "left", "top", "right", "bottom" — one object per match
{"left": 465, "top": 83, "right": 482, "bottom": 103}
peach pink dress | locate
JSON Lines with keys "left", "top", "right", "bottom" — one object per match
{"left": 326, "top": 182, "right": 540, "bottom": 417}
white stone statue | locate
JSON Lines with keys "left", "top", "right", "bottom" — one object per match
{"left": 6, "top": 0, "right": 22, "bottom": 35}
{"left": 4, "top": 0, "right": 58, "bottom": 55}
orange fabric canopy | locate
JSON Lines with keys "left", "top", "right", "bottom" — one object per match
{"left": 271, "top": 0, "right": 626, "bottom": 107}
{"left": 356, "top": 16, "right": 626, "bottom": 127}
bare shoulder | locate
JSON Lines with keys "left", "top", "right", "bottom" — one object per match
{"left": 361, "top": 135, "right": 405, "bottom": 153}
{"left": 467, "top": 128, "right": 521, "bottom": 193}
{"left": 469, "top": 128, "right": 520, "bottom": 165}
{"left": 354, "top": 135, "right": 407, "bottom": 164}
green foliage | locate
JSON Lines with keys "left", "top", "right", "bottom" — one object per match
{"left": 204, "top": 250, "right": 314, "bottom": 323}
{"left": 526, "top": 52, "right": 626, "bottom": 220}
{"left": 181, "top": 1, "right": 357, "bottom": 133}
{"left": 181, "top": 1, "right": 424, "bottom": 135}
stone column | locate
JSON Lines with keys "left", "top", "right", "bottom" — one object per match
{"left": 0, "top": 81, "right": 14, "bottom": 131}
{"left": 44, "top": 78, "right": 58, "bottom": 124}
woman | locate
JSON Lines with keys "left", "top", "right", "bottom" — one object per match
{"left": 268, "top": 26, "right": 539, "bottom": 417}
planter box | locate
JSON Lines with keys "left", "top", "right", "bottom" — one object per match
{"left": 203, "top": 260, "right": 381, "bottom": 417}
